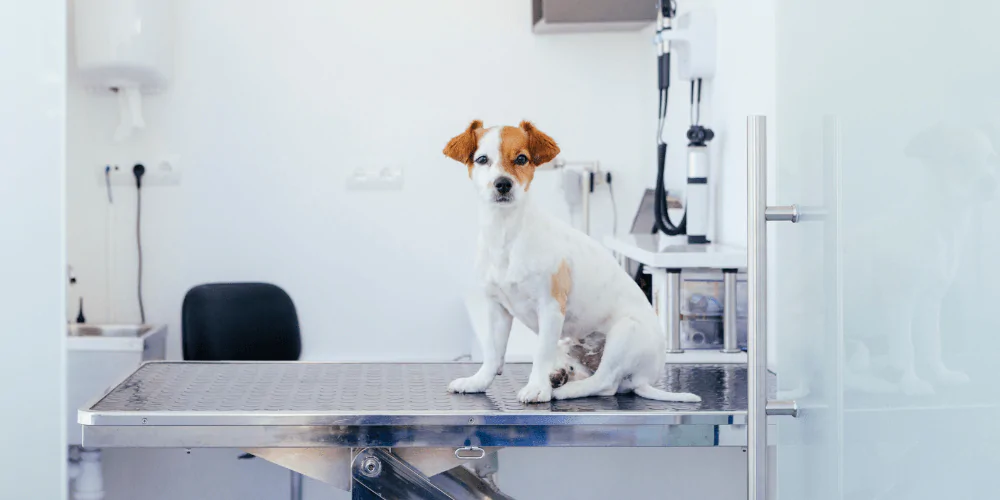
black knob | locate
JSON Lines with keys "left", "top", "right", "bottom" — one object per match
{"left": 686, "top": 125, "right": 715, "bottom": 146}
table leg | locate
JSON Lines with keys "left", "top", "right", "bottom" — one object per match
{"left": 721, "top": 269, "right": 741, "bottom": 353}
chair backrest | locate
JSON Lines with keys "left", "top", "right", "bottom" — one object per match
{"left": 182, "top": 282, "right": 301, "bottom": 361}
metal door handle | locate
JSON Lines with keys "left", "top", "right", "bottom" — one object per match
{"left": 747, "top": 115, "right": 773, "bottom": 500}
{"left": 749, "top": 115, "right": 816, "bottom": 500}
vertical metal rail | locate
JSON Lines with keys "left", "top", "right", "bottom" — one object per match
{"left": 823, "top": 114, "right": 845, "bottom": 499}
{"left": 290, "top": 471, "right": 303, "bottom": 500}
{"left": 665, "top": 269, "right": 684, "bottom": 353}
{"left": 581, "top": 168, "right": 592, "bottom": 235}
{"left": 746, "top": 115, "right": 768, "bottom": 500}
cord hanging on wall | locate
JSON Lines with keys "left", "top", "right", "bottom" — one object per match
{"left": 133, "top": 164, "right": 146, "bottom": 324}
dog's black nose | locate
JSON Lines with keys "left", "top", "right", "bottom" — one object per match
{"left": 495, "top": 177, "right": 513, "bottom": 194}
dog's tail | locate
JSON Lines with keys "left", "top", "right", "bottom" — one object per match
{"left": 633, "top": 384, "right": 702, "bottom": 403}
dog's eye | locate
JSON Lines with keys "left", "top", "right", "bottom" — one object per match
{"left": 514, "top": 154, "right": 528, "bottom": 166}
{"left": 569, "top": 366, "right": 574, "bottom": 371}
{"left": 475, "top": 155, "right": 489, "bottom": 165}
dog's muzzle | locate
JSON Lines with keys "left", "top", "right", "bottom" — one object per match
{"left": 493, "top": 176, "right": 515, "bottom": 203}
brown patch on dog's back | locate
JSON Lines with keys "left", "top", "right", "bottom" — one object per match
{"left": 550, "top": 259, "right": 572, "bottom": 314}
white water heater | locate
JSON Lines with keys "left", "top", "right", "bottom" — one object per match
{"left": 74, "top": 0, "right": 173, "bottom": 141}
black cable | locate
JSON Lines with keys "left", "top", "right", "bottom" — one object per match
{"left": 653, "top": 3, "right": 685, "bottom": 237}
{"left": 657, "top": 89, "right": 664, "bottom": 141}
{"left": 654, "top": 61, "right": 685, "bottom": 235}
{"left": 136, "top": 189, "right": 145, "bottom": 323}
{"left": 689, "top": 81, "right": 696, "bottom": 125}
{"left": 133, "top": 164, "right": 146, "bottom": 324}
{"left": 690, "top": 79, "right": 704, "bottom": 125}
{"left": 695, "top": 78, "right": 703, "bottom": 125}
{"left": 654, "top": 142, "right": 686, "bottom": 235}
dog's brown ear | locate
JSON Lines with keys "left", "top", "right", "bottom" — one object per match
{"left": 520, "top": 121, "right": 560, "bottom": 165}
{"left": 443, "top": 120, "right": 484, "bottom": 163}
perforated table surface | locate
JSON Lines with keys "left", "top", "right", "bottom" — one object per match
{"left": 79, "top": 361, "right": 754, "bottom": 448}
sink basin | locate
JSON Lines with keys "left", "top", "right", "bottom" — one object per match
{"left": 66, "top": 323, "right": 165, "bottom": 351}
{"left": 67, "top": 323, "right": 167, "bottom": 445}
{"left": 68, "top": 323, "right": 153, "bottom": 338}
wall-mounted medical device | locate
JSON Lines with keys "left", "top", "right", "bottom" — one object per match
{"left": 74, "top": 0, "right": 174, "bottom": 141}
{"left": 653, "top": 2, "right": 718, "bottom": 244}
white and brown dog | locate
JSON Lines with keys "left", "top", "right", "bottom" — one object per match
{"left": 442, "top": 120, "right": 701, "bottom": 404}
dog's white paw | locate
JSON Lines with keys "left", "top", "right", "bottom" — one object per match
{"left": 900, "top": 374, "right": 934, "bottom": 396}
{"left": 447, "top": 376, "right": 491, "bottom": 394}
{"left": 517, "top": 382, "right": 552, "bottom": 403}
{"left": 933, "top": 366, "right": 970, "bottom": 385}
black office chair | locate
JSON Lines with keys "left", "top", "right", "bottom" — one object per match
{"left": 181, "top": 282, "right": 303, "bottom": 500}
{"left": 182, "top": 282, "right": 301, "bottom": 361}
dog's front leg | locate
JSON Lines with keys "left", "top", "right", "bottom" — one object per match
{"left": 448, "top": 300, "right": 513, "bottom": 394}
{"left": 518, "top": 302, "right": 564, "bottom": 403}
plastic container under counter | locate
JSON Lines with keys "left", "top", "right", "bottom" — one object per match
{"left": 679, "top": 270, "right": 748, "bottom": 350}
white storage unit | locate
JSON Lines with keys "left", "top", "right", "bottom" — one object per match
{"left": 67, "top": 324, "right": 166, "bottom": 445}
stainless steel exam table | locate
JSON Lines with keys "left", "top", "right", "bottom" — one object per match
{"left": 79, "top": 361, "right": 780, "bottom": 498}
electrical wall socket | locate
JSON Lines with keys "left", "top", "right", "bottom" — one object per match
{"left": 97, "top": 157, "right": 181, "bottom": 187}
{"left": 560, "top": 166, "right": 608, "bottom": 207}
{"left": 346, "top": 167, "right": 403, "bottom": 191}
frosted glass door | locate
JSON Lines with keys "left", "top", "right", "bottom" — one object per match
{"left": 771, "top": 1, "right": 1000, "bottom": 499}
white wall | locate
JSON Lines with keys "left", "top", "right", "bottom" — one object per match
{"left": 67, "top": 0, "right": 654, "bottom": 360}
{"left": 67, "top": 0, "right": 776, "bottom": 341}
{"left": 66, "top": 0, "right": 774, "bottom": 498}
{"left": 0, "top": 0, "right": 67, "bottom": 498}
{"left": 705, "top": 0, "right": 776, "bottom": 247}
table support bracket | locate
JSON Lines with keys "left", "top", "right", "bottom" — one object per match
{"left": 351, "top": 448, "right": 514, "bottom": 500}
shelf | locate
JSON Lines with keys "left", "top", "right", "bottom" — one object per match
{"left": 604, "top": 235, "right": 747, "bottom": 269}
{"left": 532, "top": 0, "right": 655, "bottom": 34}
